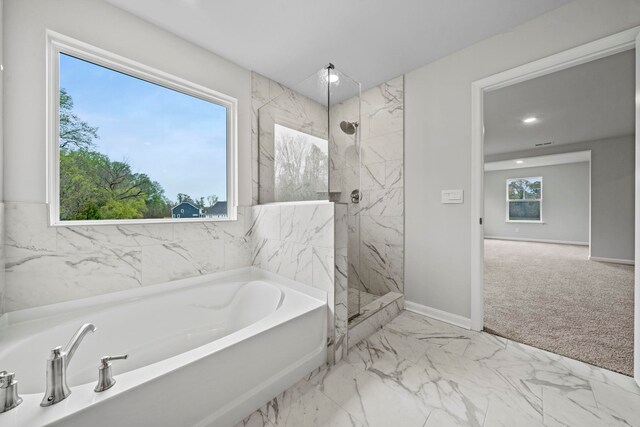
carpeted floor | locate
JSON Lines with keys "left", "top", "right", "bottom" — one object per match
{"left": 484, "top": 239, "right": 634, "bottom": 376}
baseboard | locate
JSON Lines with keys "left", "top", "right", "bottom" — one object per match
{"left": 588, "top": 256, "right": 635, "bottom": 265}
{"left": 485, "top": 236, "right": 589, "bottom": 246}
{"left": 405, "top": 301, "right": 471, "bottom": 330}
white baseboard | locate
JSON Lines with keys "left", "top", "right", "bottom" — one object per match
{"left": 588, "top": 256, "right": 635, "bottom": 265}
{"left": 485, "top": 236, "right": 589, "bottom": 246}
{"left": 405, "top": 301, "right": 471, "bottom": 330}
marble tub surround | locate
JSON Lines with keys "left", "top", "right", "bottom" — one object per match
{"left": 250, "top": 201, "right": 347, "bottom": 364}
{"left": 0, "top": 202, "right": 5, "bottom": 315}
{"left": 3, "top": 202, "right": 253, "bottom": 312}
{"left": 251, "top": 72, "right": 328, "bottom": 204}
{"left": 237, "top": 310, "right": 640, "bottom": 427}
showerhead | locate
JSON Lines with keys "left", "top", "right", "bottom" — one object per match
{"left": 340, "top": 121, "right": 359, "bottom": 135}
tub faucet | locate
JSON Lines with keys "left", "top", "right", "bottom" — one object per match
{"left": 41, "top": 323, "right": 97, "bottom": 407}
{"left": 0, "top": 371, "right": 22, "bottom": 413}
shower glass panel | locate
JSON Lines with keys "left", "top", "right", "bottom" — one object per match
{"left": 257, "top": 65, "right": 366, "bottom": 318}
{"left": 258, "top": 69, "right": 330, "bottom": 203}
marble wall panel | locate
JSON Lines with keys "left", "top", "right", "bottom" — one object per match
{"left": 0, "top": 203, "right": 6, "bottom": 315}
{"left": 4, "top": 202, "right": 253, "bottom": 312}
{"left": 251, "top": 201, "right": 346, "bottom": 365}
{"left": 333, "top": 203, "right": 348, "bottom": 362}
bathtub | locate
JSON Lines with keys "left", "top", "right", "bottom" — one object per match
{"left": 0, "top": 267, "right": 327, "bottom": 427}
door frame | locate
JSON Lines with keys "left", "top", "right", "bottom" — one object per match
{"left": 470, "top": 26, "right": 640, "bottom": 382}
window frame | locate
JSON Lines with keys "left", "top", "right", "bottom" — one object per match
{"left": 46, "top": 31, "right": 238, "bottom": 226}
{"left": 505, "top": 176, "right": 543, "bottom": 223}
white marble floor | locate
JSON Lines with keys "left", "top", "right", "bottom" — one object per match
{"left": 236, "top": 310, "right": 640, "bottom": 427}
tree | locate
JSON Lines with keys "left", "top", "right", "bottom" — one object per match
{"left": 59, "top": 88, "right": 99, "bottom": 150}
{"left": 206, "top": 195, "right": 219, "bottom": 207}
{"left": 274, "top": 132, "right": 328, "bottom": 201}
{"left": 177, "top": 193, "right": 194, "bottom": 204}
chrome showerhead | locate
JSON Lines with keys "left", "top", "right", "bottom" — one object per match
{"left": 340, "top": 121, "right": 359, "bottom": 135}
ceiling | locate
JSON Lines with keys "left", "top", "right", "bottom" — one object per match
{"left": 103, "top": 0, "right": 569, "bottom": 94}
{"left": 484, "top": 151, "right": 591, "bottom": 171}
{"left": 484, "top": 49, "right": 635, "bottom": 156}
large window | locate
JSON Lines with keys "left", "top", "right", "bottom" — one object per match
{"left": 48, "top": 33, "right": 237, "bottom": 225}
{"left": 506, "top": 177, "right": 542, "bottom": 222}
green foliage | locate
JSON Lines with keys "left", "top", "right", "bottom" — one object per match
{"left": 99, "top": 198, "right": 147, "bottom": 219}
{"left": 507, "top": 178, "right": 542, "bottom": 200}
{"left": 59, "top": 89, "right": 171, "bottom": 220}
{"left": 177, "top": 193, "right": 194, "bottom": 204}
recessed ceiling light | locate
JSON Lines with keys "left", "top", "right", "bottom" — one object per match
{"left": 522, "top": 117, "right": 538, "bottom": 124}
{"left": 516, "top": 160, "right": 524, "bottom": 164}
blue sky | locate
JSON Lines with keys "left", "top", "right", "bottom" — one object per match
{"left": 59, "top": 53, "right": 228, "bottom": 203}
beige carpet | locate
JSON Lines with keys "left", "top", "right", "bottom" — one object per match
{"left": 484, "top": 239, "right": 634, "bottom": 376}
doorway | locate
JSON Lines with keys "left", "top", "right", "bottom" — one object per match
{"left": 470, "top": 27, "right": 640, "bottom": 383}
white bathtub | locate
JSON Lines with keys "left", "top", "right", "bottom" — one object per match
{"left": 0, "top": 267, "right": 327, "bottom": 427}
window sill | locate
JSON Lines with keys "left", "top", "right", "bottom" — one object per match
{"left": 505, "top": 220, "right": 544, "bottom": 224}
{"left": 49, "top": 215, "right": 238, "bottom": 227}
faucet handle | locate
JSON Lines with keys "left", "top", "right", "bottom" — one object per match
{"left": 101, "top": 355, "right": 128, "bottom": 364}
{"left": 0, "top": 371, "right": 23, "bottom": 413}
{"left": 50, "top": 346, "right": 63, "bottom": 359}
{"left": 94, "top": 354, "right": 128, "bottom": 392}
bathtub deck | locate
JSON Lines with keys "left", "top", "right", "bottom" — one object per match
{"left": 235, "top": 310, "right": 640, "bottom": 427}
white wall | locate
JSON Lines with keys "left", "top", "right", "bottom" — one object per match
{"left": 487, "top": 135, "right": 635, "bottom": 261}
{"left": 405, "top": 0, "right": 640, "bottom": 319}
{"left": 484, "top": 162, "right": 590, "bottom": 245}
{"left": 2, "top": 0, "right": 254, "bottom": 311}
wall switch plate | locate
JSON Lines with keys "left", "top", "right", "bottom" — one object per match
{"left": 441, "top": 189, "right": 463, "bottom": 204}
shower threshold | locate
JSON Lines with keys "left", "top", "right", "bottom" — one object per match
{"left": 348, "top": 291, "right": 403, "bottom": 328}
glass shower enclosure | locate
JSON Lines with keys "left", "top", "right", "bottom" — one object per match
{"left": 257, "top": 64, "right": 373, "bottom": 321}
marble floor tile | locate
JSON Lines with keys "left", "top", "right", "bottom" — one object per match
{"left": 508, "top": 339, "right": 640, "bottom": 397}
{"left": 482, "top": 396, "right": 544, "bottom": 427}
{"left": 307, "top": 362, "right": 429, "bottom": 427}
{"left": 590, "top": 379, "right": 640, "bottom": 427}
{"left": 241, "top": 310, "right": 640, "bottom": 427}
{"left": 542, "top": 386, "right": 628, "bottom": 427}
{"left": 270, "top": 387, "right": 364, "bottom": 427}
{"left": 234, "top": 410, "right": 274, "bottom": 427}
{"left": 348, "top": 327, "right": 432, "bottom": 367}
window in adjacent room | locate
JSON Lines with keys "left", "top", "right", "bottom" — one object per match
{"left": 48, "top": 33, "right": 237, "bottom": 225}
{"left": 506, "top": 177, "right": 542, "bottom": 222}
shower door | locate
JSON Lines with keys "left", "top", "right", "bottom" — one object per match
{"left": 325, "top": 66, "right": 363, "bottom": 321}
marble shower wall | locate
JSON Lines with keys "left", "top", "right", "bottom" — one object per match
{"left": 3, "top": 202, "right": 253, "bottom": 312}
{"left": 331, "top": 77, "right": 405, "bottom": 298}
{"left": 250, "top": 202, "right": 347, "bottom": 364}
{"left": 251, "top": 72, "right": 328, "bottom": 204}
{"left": 0, "top": 203, "right": 5, "bottom": 316}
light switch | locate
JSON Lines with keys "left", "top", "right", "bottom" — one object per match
{"left": 442, "top": 189, "right": 464, "bottom": 204}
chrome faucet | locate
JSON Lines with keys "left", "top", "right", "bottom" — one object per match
{"left": 41, "top": 323, "right": 97, "bottom": 407}
{"left": 0, "top": 371, "right": 22, "bottom": 413}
